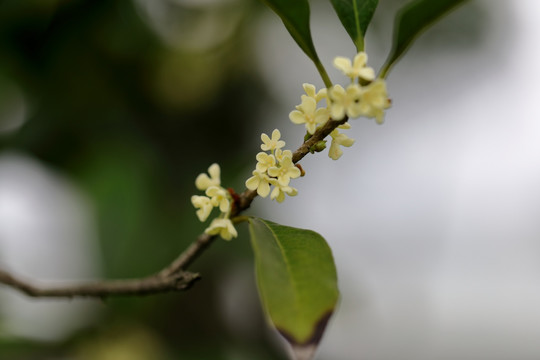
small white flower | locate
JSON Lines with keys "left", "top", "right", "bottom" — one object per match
{"left": 195, "top": 163, "right": 221, "bottom": 191}
{"left": 191, "top": 195, "right": 213, "bottom": 222}
{"left": 274, "top": 149, "right": 293, "bottom": 163}
{"left": 333, "top": 52, "right": 375, "bottom": 81}
{"left": 268, "top": 155, "right": 301, "bottom": 186}
{"left": 261, "top": 129, "right": 285, "bottom": 152}
{"left": 245, "top": 170, "right": 272, "bottom": 197}
{"left": 358, "top": 79, "right": 391, "bottom": 124}
{"left": 289, "top": 96, "right": 330, "bottom": 134}
{"left": 206, "top": 186, "right": 230, "bottom": 213}
{"left": 269, "top": 180, "right": 298, "bottom": 203}
{"left": 328, "top": 84, "right": 363, "bottom": 120}
{"left": 302, "top": 83, "right": 327, "bottom": 103}
{"left": 328, "top": 129, "right": 355, "bottom": 160}
{"left": 255, "top": 152, "right": 276, "bottom": 173}
{"left": 205, "top": 218, "right": 238, "bottom": 241}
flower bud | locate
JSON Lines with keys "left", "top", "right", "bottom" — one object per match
{"left": 309, "top": 140, "right": 327, "bottom": 154}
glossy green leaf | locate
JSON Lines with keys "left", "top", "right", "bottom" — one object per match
{"left": 248, "top": 218, "right": 339, "bottom": 358}
{"left": 381, "top": 0, "right": 469, "bottom": 77}
{"left": 329, "top": 0, "right": 379, "bottom": 52}
{"left": 260, "top": 0, "right": 331, "bottom": 87}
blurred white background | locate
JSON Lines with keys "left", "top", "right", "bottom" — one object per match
{"left": 253, "top": 0, "right": 540, "bottom": 359}
{"left": 0, "top": 154, "right": 102, "bottom": 341}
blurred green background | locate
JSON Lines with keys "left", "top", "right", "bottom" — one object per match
{"left": 0, "top": 0, "right": 288, "bottom": 358}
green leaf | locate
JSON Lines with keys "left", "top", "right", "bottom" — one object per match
{"left": 380, "top": 0, "right": 469, "bottom": 78}
{"left": 260, "top": 0, "right": 331, "bottom": 87}
{"left": 329, "top": 0, "right": 379, "bottom": 52}
{"left": 248, "top": 218, "right": 339, "bottom": 357}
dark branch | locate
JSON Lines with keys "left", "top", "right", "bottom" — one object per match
{"left": 158, "top": 233, "right": 216, "bottom": 278}
{"left": 0, "top": 269, "right": 200, "bottom": 298}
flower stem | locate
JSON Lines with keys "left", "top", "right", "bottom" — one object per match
{"left": 314, "top": 59, "right": 332, "bottom": 88}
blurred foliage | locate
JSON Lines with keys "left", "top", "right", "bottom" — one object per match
{"left": 0, "top": 0, "right": 289, "bottom": 358}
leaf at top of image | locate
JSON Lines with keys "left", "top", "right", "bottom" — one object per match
{"left": 329, "top": 0, "right": 379, "bottom": 52}
{"left": 381, "top": 0, "right": 469, "bottom": 77}
{"left": 248, "top": 217, "right": 339, "bottom": 360}
{"left": 260, "top": 0, "right": 319, "bottom": 63}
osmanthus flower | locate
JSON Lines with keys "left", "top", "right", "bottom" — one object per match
{"left": 192, "top": 163, "right": 237, "bottom": 241}
{"left": 204, "top": 218, "right": 238, "bottom": 241}
{"left": 191, "top": 195, "right": 213, "bottom": 222}
{"left": 267, "top": 155, "right": 301, "bottom": 186}
{"left": 206, "top": 186, "right": 230, "bottom": 213}
{"left": 328, "top": 84, "right": 363, "bottom": 120}
{"left": 261, "top": 129, "right": 286, "bottom": 152}
{"left": 333, "top": 52, "right": 375, "bottom": 82}
{"left": 269, "top": 179, "right": 298, "bottom": 203}
{"left": 195, "top": 163, "right": 221, "bottom": 191}
{"left": 255, "top": 152, "right": 276, "bottom": 173}
{"left": 246, "top": 129, "right": 300, "bottom": 203}
{"left": 245, "top": 170, "right": 272, "bottom": 197}
{"left": 302, "top": 83, "right": 327, "bottom": 103}
{"left": 289, "top": 96, "right": 330, "bottom": 134}
{"left": 328, "top": 126, "right": 355, "bottom": 160}
{"left": 274, "top": 149, "right": 293, "bottom": 163}
{"left": 358, "top": 79, "right": 391, "bottom": 124}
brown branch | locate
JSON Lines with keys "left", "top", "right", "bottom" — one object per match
{"left": 0, "top": 269, "right": 200, "bottom": 298}
{"left": 292, "top": 117, "right": 348, "bottom": 163}
{"left": 158, "top": 233, "right": 217, "bottom": 278}
{"left": 0, "top": 117, "right": 347, "bottom": 299}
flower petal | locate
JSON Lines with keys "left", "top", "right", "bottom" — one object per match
{"left": 257, "top": 180, "right": 270, "bottom": 198}
{"left": 333, "top": 57, "right": 351, "bottom": 74}
{"left": 358, "top": 67, "right": 375, "bottom": 81}
{"left": 195, "top": 174, "right": 212, "bottom": 191}
{"left": 328, "top": 142, "right": 343, "bottom": 160}
{"left": 352, "top": 52, "right": 368, "bottom": 68}
{"left": 306, "top": 122, "right": 317, "bottom": 135}
{"left": 302, "top": 83, "right": 316, "bottom": 98}
{"left": 208, "top": 163, "right": 220, "bottom": 181}
{"left": 219, "top": 198, "right": 230, "bottom": 212}
{"left": 289, "top": 110, "right": 306, "bottom": 124}
{"left": 330, "top": 104, "right": 345, "bottom": 120}
{"left": 245, "top": 176, "right": 259, "bottom": 190}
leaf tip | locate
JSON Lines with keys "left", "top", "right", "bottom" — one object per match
{"left": 278, "top": 310, "right": 334, "bottom": 359}
{"left": 290, "top": 344, "right": 317, "bottom": 360}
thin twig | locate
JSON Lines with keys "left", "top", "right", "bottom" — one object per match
{"left": 0, "top": 118, "right": 347, "bottom": 298}
{"left": 158, "top": 233, "right": 216, "bottom": 278}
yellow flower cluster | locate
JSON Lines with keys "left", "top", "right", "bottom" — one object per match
{"left": 192, "top": 52, "right": 390, "bottom": 232}
{"left": 289, "top": 51, "right": 391, "bottom": 160}
{"left": 191, "top": 164, "right": 237, "bottom": 240}
{"left": 245, "top": 129, "right": 300, "bottom": 203}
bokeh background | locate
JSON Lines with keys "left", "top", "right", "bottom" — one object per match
{"left": 1, "top": 0, "right": 539, "bottom": 359}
